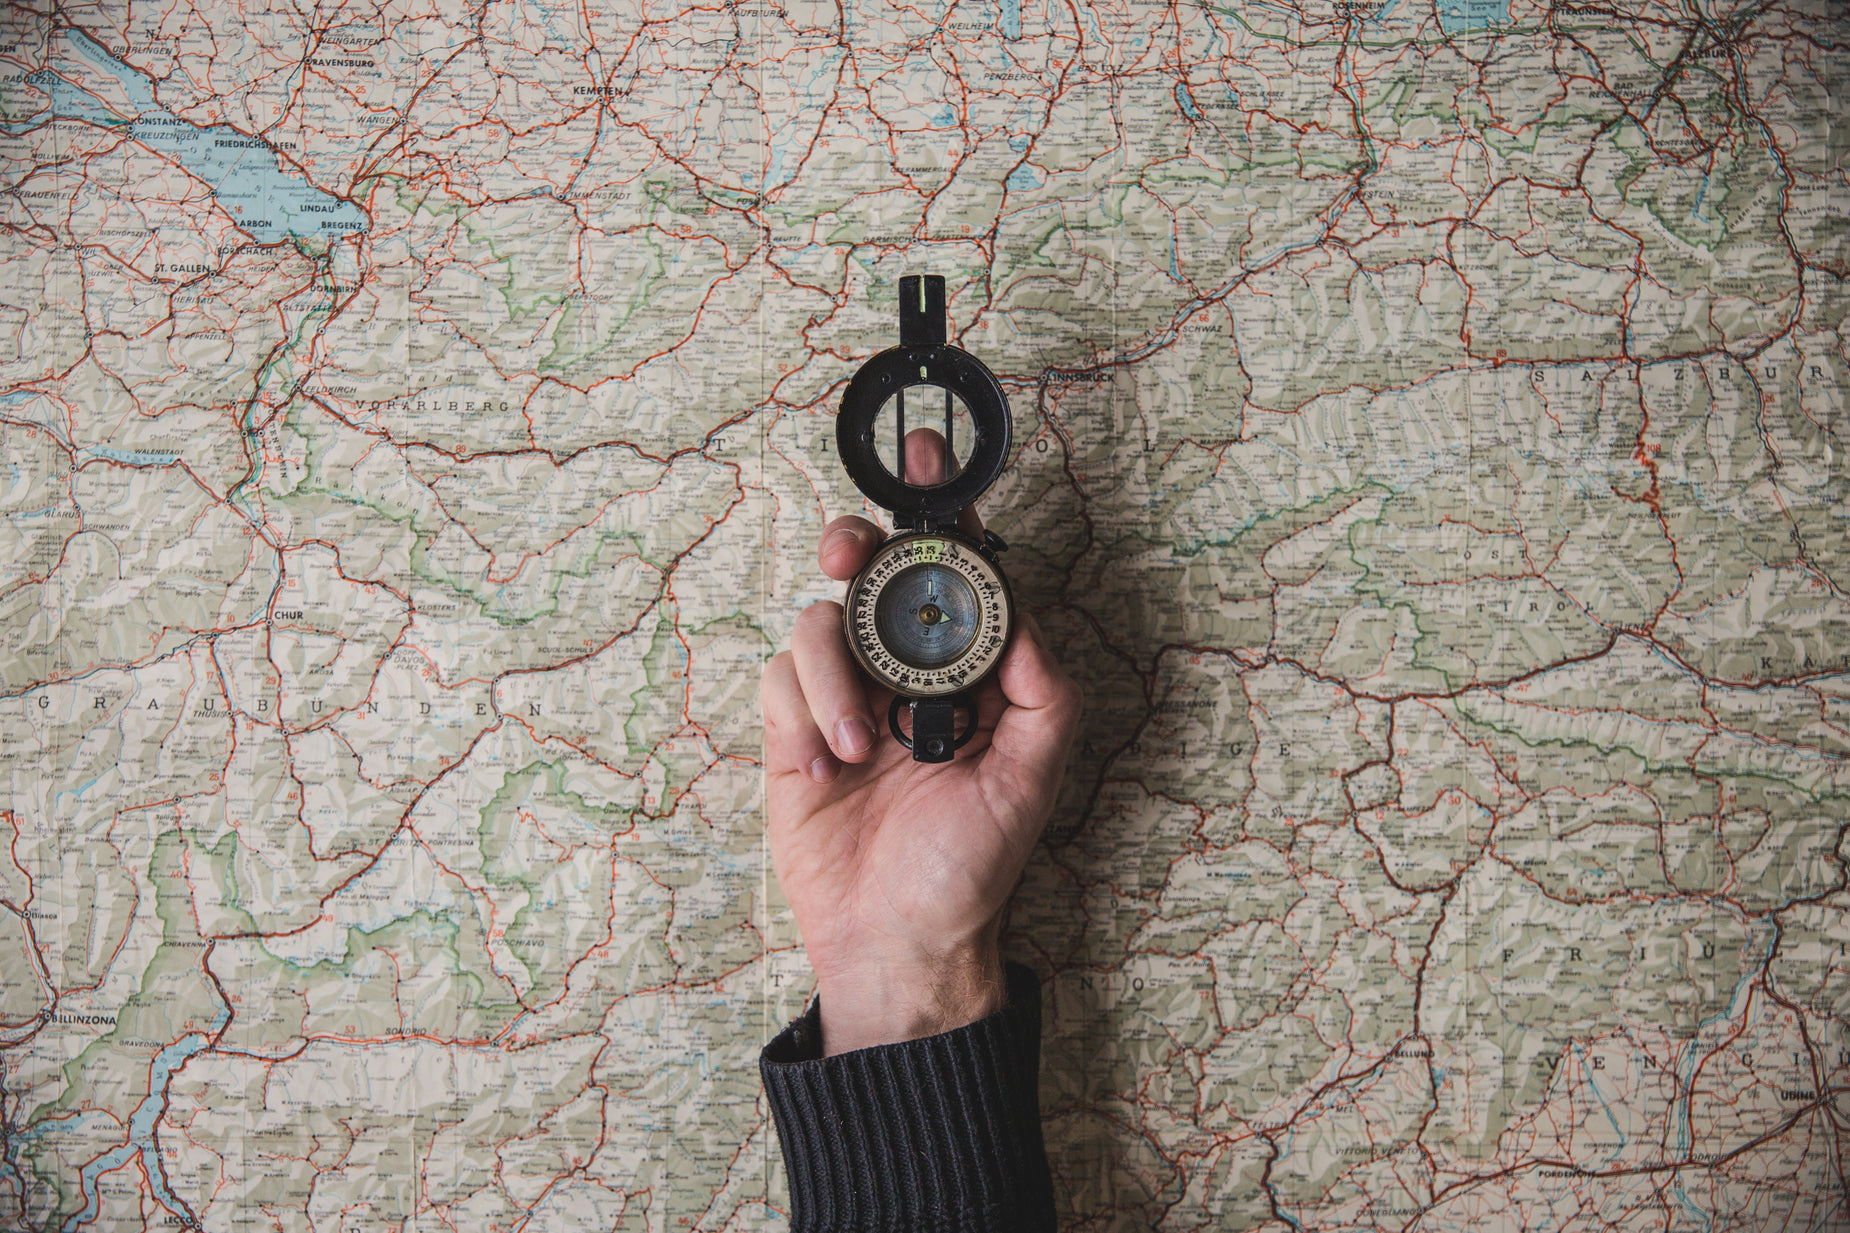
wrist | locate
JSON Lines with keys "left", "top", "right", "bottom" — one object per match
{"left": 814, "top": 945, "right": 1007, "bottom": 1055}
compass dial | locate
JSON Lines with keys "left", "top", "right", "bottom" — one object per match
{"left": 844, "top": 533, "right": 1013, "bottom": 697}
{"left": 875, "top": 563, "right": 981, "bottom": 669}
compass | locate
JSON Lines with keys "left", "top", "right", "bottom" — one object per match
{"left": 836, "top": 275, "right": 1014, "bottom": 763}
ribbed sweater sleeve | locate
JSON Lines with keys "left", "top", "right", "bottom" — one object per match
{"left": 759, "top": 962, "right": 1054, "bottom": 1233}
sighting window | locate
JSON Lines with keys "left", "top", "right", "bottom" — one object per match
{"left": 871, "top": 382, "right": 974, "bottom": 488}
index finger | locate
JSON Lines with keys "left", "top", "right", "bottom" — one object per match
{"left": 819, "top": 515, "right": 884, "bottom": 582}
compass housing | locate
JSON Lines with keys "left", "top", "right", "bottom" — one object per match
{"left": 834, "top": 277, "right": 1018, "bottom": 754}
{"left": 843, "top": 528, "right": 1014, "bottom": 698}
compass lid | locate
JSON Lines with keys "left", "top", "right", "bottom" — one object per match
{"left": 836, "top": 275, "right": 1012, "bottom": 529}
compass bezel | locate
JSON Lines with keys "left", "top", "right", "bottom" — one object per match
{"left": 843, "top": 530, "right": 1014, "bottom": 698}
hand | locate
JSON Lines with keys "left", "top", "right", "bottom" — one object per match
{"left": 761, "top": 431, "right": 1083, "bottom": 1054}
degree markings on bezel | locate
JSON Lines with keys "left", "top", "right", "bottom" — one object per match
{"left": 848, "top": 536, "right": 1009, "bottom": 693}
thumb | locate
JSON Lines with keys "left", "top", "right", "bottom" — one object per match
{"left": 981, "top": 613, "right": 1083, "bottom": 818}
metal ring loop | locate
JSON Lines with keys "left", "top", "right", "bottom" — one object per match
{"left": 887, "top": 694, "right": 978, "bottom": 757}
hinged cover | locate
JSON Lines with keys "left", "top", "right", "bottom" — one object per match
{"left": 835, "top": 275, "right": 1012, "bottom": 530}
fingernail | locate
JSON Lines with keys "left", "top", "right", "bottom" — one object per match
{"left": 835, "top": 718, "right": 874, "bottom": 758}
{"left": 810, "top": 756, "right": 839, "bottom": 784}
{"left": 823, "top": 527, "right": 864, "bottom": 555}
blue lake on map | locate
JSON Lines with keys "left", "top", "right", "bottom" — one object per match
{"left": 1436, "top": 0, "right": 1511, "bottom": 31}
{"left": 56, "top": 1009, "right": 227, "bottom": 1233}
{"left": 23, "top": 29, "right": 368, "bottom": 247}
{"left": 89, "top": 445, "right": 178, "bottom": 467}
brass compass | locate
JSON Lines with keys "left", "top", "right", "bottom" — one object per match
{"left": 836, "top": 275, "right": 1014, "bottom": 762}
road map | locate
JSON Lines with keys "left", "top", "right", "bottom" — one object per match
{"left": 3, "top": 0, "right": 1848, "bottom": 1228}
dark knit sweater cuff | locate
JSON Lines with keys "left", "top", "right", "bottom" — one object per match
{"left": 759, "top": 961, "right": 1054, "bottom": 1233}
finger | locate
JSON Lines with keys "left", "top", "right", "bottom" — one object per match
{"left": 998, "top": 613, "right": 1079, "bottom": 712}
{"left": 902, "top": 427, "right": 984, "bottom": 538}
{"left": 903, "top": 426, "right": 950, "bottom": 486}
{"left": 762, "top": 651, "right": 839, "bottom": 784}
{"left": 791, "top": 601, "right": 879, "bottom": 762}
{"left": 982, "top": 613, "right": 1084, "bottom": 805}
{"left": 818, "top": 515, "right": 884, "bottom": 582}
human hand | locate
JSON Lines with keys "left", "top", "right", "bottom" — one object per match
{"left": 761, "top": 431, "right": 1083, "bottom": 1054}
